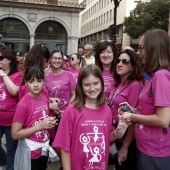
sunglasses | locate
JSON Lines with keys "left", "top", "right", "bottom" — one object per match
{"left": 0, "top": 56, "right": 5, "bottom": 61}
{"left": 70, "top": 57, "right": 76, "bottom": 61}
{"left": 116, "top": 58, "right": 131, "bottom": 65}
{"left": 16, "top": 54, "right": 20, "bottom": 57}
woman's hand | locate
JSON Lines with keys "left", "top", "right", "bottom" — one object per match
{"left": 118, "top": 145, "right": 128, "bottom": 166}
{"left": 118, "top": 107, "right": 133, "bottom": 123}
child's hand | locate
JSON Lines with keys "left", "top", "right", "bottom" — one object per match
{"left": 115, "top": 119, "right": 130, "bottom": 137}
{"left": 39, "top": 117, "right": 57, "bottom": 130}
{"left": 50, "top": 97, "right": 60, "bottom": 104}
{"left": 50, "top": 101, "right": 60, "bottom": 110}
{"left": 53, "top": 109, "right": 63, "bottom": 118}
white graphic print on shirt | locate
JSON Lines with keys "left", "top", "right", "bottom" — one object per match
{"left": 80, "top": 122, "right": 106, "bottom": 169}
{"left": 0, "top": 83, "right": 6, "bottom": 101}
{"left": 103, "top": 76, "right": 114, "bottom": 92}
{"left": 50, "top": 80, "right": 67, "bottom": 106}
{"left": 33, "top": 105, "right": 49, "bottom": 141}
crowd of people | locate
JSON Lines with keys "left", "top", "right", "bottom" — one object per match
{"left": 0, "top": 28, "right": 170, "bottom": 170}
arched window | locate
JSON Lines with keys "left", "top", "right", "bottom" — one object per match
{"left": 0, "top": 18, "right": 29, "bottom": 53}
{"left": 35, "top": 21, "right": 67, "bottom": 54}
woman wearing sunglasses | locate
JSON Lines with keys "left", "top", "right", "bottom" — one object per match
{"left": 69, "top": 53, "right": 85, "bottom": 81}
{"left": 109, "top": 49, "right": 143, "bottom": 170}
{"left": 0, "top": 46, "right": 22, "bottom": 170}
{"left": 95, "top": 40, "right": 117, "bottom": 102}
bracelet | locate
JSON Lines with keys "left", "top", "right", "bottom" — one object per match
{"left": 114, "top": 130, "right": 124, "bottom": 139}
{"left": 1, "top": 73, "right": 7, "bottom": 77}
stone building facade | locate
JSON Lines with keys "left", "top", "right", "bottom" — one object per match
{"left": 79, "top": 0, "right": 150, "bottom": 50}
{"left": 0, "top": 0, "right": 84, "bottom": 54}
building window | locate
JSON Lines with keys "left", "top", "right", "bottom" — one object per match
{"left": 110, "top": 10, "right": 112, "bottom": 21}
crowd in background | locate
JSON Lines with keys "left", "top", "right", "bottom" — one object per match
{"left": 0, "top": 28, "right": 170, "bottom": 170}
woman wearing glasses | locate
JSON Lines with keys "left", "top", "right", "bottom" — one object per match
{"left": 69, "top": 53, "right": 86, "bottom": 81}
{"left": 95, "top": 40, "right": 117, "bottom": 102}
{"left": 109, "top": 49, "right": 143, "bottom": 170}
{"left": 45, "top": 50, "right": 76, "bottom": 118}
{"left": 120, "top": 29, "right": 170, "bottom": 170}
{"left": 0, "top": 46, "right": 22, "bottom": 170}
{"left": 15, "top": 51, "right": 25, "bottom": 73}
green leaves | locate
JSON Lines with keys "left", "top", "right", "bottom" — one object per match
{"left": 123, "top": 0, "right": 169, "bottom": 39}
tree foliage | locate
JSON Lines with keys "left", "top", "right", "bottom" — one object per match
{"left": 123, "top": 0, "right": 170, "bottom": 39}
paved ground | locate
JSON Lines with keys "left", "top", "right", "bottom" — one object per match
{"left": 2, "top": 135, "right": 114, "bottom": 170}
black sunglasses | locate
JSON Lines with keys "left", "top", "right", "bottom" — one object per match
{"left": 116, "top": 58, "right": 131, "bottom": 65}
{"left": 0, "top": 56, "right": 5, "bottom": 61}
{"left": 70, "top": 57, "right": 76, "bottom": 61}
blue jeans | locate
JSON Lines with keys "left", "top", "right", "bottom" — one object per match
{"left": 0, "top": 126, "right": 18, "bottom": 170}
{"left": 0, "top": 146, "right": 6, "bottom": 165}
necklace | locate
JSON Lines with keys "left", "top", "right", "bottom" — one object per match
{"left": 109, "top": 83, "right": 131, "bottom": 107}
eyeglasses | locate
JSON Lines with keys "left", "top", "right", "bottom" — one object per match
{"left": 51, "top": 56, "right": 63, "bottom": 61}
{"left": 116, "top": 58, "right": 131, "bottom": 65}
{"left": 138, "top": 45, "right": 144, "bottom": 53}
{"left": 16, "top": 53, "right": 20, "bottom": 57}
{"left": 84, "top": 49, "right": 90, "bottom": 51}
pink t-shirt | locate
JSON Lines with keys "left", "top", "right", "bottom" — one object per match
{"left": 135, "top": 70, "right": 170, "bottom": 157}
{"left": 53, "top": 104, "right": 113, "bottom": 170}
{"left": 68, "top": 66, "right": 81, "bottom": 82}
{"left": 13, "top": 93, "right": 52, "bottom": 159}
{"left": 45, "top": 71, "right": 76, "bottom": 111}
{"left": 109, "top": 81, "right": 143, "bottom": 124}
{"left": 102, "top": 70, "right": 115, "bottom": 102}
{"left": 0, "top": 72, "right": 22, "bottom": 126}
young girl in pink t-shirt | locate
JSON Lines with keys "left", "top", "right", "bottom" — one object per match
{"left": 53, "top": 65, "right": 129, "bottom": 170}
{"left": 12, "top": 66, "right": 58, "bottom": 170}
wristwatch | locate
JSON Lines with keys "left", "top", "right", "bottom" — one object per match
{"left": 1, "top": 73, "right": 7, "bottom": 77}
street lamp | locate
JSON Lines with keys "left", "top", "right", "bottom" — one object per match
{"left": 113, "top": 0, "right": 122, "bottom": 43}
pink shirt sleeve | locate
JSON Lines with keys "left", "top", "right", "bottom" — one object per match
{"left": 152, "top": 70, "right": 170, "bottom": 106}
{"left": 53, "top": 105, "right": 73, "bottom": 151}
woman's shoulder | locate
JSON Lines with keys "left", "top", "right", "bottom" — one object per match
{"left": 153, "top": 69, "right": 170, "bottom": 83}
{"left": 155, "top": 69, "right": 170, "bottom": 76}
{"left": 10, "top": 71, "right": 23, "bottom": 78}
{"left": 130, "top": 80, "right": 143, "bottom": 87}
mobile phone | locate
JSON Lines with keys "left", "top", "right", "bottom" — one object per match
{"left": 119, "top": 102, "right": 134, "bottom": 113}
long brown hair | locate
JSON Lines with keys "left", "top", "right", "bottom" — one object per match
{"left": 95, "top": 41, "right": 117, "bottom": 73}
{"left": 73, "top": 64, "right": 106, "bottom": 110}
{"left": 143, "top": 29, "right": 170, "bottom": 73}
{"left": 0, "top": 46, "right": 18, "bottom": 75}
